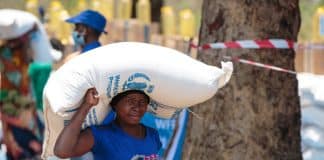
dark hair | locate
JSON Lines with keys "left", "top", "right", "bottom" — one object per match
{"left": 110, "top": 90, "right": 150, "bottom": 109}
{"left": 50, "top": 38, "right": 65, "bottom": 52}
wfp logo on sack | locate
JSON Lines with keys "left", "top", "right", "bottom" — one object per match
{"left": 123, "top": 73, "right": 155, "bottom": 93}
{"left": 106, "top": 73, "right": 154, "bottom": 98}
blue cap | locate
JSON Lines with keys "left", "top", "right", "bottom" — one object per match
{"left": 66, "top": 10, "right": 107, "bottom": 34}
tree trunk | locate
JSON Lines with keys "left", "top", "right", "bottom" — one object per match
{"left": 183, "top": 0, "right": 302, "bottom": 160}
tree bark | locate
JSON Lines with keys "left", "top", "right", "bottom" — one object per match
{"left": 183, "top": 0, "right": 302, "bottom": 160}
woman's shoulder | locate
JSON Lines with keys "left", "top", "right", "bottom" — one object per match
{"left": 90, "top": 123, "right": 117, "bottom": 134}
{"left": 142, "top": 124, "right": 159, "bottom": 136}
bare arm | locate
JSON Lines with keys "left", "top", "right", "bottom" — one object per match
{"left": 54, "top": 88, "right": 99, "bottom": 158}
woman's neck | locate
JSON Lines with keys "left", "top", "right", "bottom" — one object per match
{"left": 114, "top": 119, "right": 145, "bottom": 138}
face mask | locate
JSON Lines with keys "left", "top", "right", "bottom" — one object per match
{"left": 72, "top": 31, "right": 85, "bottom": 46}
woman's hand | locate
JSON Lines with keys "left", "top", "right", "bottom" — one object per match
{"left": 83, "top": 88, "right": 99, "bottom": 108}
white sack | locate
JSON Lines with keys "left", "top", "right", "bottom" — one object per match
{"left": 45, "top": 42, "right": 233, "bottom": 117}
{"left": 0, "top": 9, "right": 54, "bottom": 63}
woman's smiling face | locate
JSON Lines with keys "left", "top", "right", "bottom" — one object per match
{"left": 115, "top": 92, "right": 149, "bottom": 125}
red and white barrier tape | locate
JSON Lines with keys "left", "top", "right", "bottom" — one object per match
{"left": 223, "top": 56, "right": 297, "bottom": 75}
{"left": 190, "top": 39, "right": 296, "bottom": 49}
{"left": 188, "top": 39, "right": 320, "bottom": 74}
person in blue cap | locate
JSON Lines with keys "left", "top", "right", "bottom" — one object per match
{"left": 66, "top": 9, "right": 107, "bottom": 53}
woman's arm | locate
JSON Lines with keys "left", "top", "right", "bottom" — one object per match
{"left": 54, "top": 88, "right": 99, "bottom": 158}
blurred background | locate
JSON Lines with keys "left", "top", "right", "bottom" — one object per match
{"left": 0, "top": 0, "right": 323, "bottom": 73}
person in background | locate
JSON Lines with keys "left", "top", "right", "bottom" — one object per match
{"left": 38, "top": 6, "right": 46, "bottom": 24}
{"left": 65, "top": 9, "right": 107, "bottom": 54}
{"left": 0, "top": 35, "right": 42, "bottom": 159}
{"left": 54, "top": 89, "right": 161, "bottom": 160}
{"left": 0, "top": 9, "right": 57, "bottom": 160}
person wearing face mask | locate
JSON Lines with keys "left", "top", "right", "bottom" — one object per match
{"left": 66, "top": 9, "right": 107, "bottom": 54}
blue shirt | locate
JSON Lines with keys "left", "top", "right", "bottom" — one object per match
{"left": 101, "top": 111, "right": 116, "bottom": 125}
{"left": 90, "top": 122, "right": 162, "bottom": 160}
{"left": 82, "top": 41, "right": 101, "bottom": 53}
